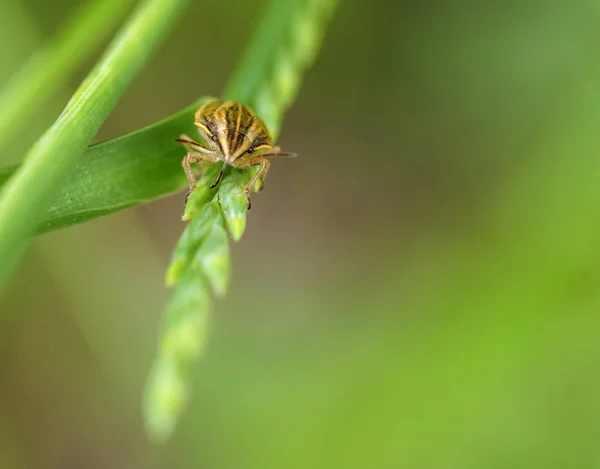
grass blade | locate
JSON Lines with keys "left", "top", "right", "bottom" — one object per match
{"left": 225, "top": 0, "right": 337, "bottom": 135}
{"left": 0, "top": 0, "right": 136, "bottom": 155}
{"left": 144, "top": 0, "right": 338, "bottom": 442}
{"left": 0, "top": 0, "right": 189, "bottom": 292}
{"left": 0, "top": 98, "right": 213, "bottom": 234}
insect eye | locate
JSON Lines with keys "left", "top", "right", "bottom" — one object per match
{"left": 247, "top": 146, "right": 255, "bottom": 154}
{"left": 211, "top": 134, "right": 219, "bottom": 142}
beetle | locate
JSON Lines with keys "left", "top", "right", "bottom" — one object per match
{"left": 176, "top": 100, "right": 295, "bottom": 209}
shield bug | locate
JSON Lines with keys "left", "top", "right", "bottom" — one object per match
{"left": 176, "top": 100, "right": 295, "bottom": 209}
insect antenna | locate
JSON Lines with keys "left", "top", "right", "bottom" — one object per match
{"left": 175, "top": 136, "right": 197, "bottom": 145}
{"left": 259, "top": 151, "right": 297, "bottom": 158}
{"left": 175, "top": 136, "right": 207, "bottom": 151}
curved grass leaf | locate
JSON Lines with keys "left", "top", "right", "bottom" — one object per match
{"left": 0, "top": 0, "right": 190, "bottom": 290}
{"left": 0, "top": 98, "right": 211, "bottom": 234}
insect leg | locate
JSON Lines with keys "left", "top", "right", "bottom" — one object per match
{"left": 182, "top": 151, "right": 219, "bottom": 203}
{"left": 210, "top": 163, "right": 226, "bottom": 188}
{"left": 232, "top": 156, "right": 271, "bottom": 210}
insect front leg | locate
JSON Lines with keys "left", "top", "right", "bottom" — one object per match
{"left": 182, "top": 152, "right": 219, "bottom": 203}
{"left": 232, "top": 156, "right": 271, "bottom": 210}
{"left": 210, "top": 163, "right": 226, "bottom": 189}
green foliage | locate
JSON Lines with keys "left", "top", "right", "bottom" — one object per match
{"left": 3, "top": 1, "right": 600, "bottom": 464}
{"left": 224, "top": 0, "right": 338, "bottom": 135}
{"left": 0, "top": 165, "right": 13, "bottom": 187}
{"left": 144, "top": 0, "right": 338, "bottom": 442}
{"left": 0, "top": 99, "right": 207, "bottom": 233}
{"left": 0, "top": 0, "right": 337, "bottom": 443}
{"left": 0, "top": 0, "right": 136, "bottom": 154}
{"left": 0, "top": 0, "right": 190, "bottom": 292}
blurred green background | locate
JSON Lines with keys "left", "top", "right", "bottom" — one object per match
{"left": 2, "top": 0, "right": 600, "bottom": 467}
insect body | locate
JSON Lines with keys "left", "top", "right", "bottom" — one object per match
{"left": 177, "top": 100, "right": 294, "bottom": 209}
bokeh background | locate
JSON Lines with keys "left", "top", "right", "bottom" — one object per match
{"left": 2, "top": 0, "right": 600, "bottom": 467}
